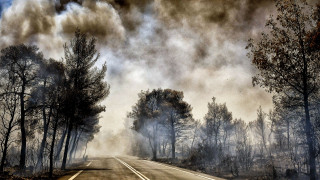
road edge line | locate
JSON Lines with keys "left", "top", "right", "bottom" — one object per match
{"left": 146, "top": 160, "right": 216, "bottom": 180}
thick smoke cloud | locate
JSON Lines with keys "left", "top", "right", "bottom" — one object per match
{"left": 154, "top": 0, "right": 274, "bottom": 37}
{"left": 0, "top": 0, "right": 55, "bottom": 46}
{"left": 60, "top": 1, "right": 125, "bottom": 43}
{"left": 0, "top": 0, "right": 288, "bottom": 156}
{"left": 0, "top": 0, "right": 126, "bottom": 52}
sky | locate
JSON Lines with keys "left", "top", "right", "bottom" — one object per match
{"left": 2, "top": 0, "right": 316, "bottom": 155}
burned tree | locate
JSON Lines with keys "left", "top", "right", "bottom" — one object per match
{"left": 129, "top": 89, "right": 165, "bottom": 160}
{"left": 202, "top": 97, "right": 232, "bottom": 165}
{"left": 234, "top": 119, "right": 253, "bottom": 171}
{"left": 247, "top": 1, "right": 320, "bottom": 178}
{"left": 39, "top": 60, "right": 66, "bottom": 178}
{"left": 161, "top": 89, "right": 193, "bottom": 159}
{"left": 0, "top": 45, "right": 44, "bottom": 170}
{"left": 250, "top": 106, "right": 269, "bottom": 156}
{"left": 61, "top": 29, "right": 110, "bottom": 170}
{"left": 25, "top": 59, "right": 66, "bottom": 171}
{"left": 130, "top": 89, "right": 193, "bottom": 160}
{"left": 0, "top": 69, "right": 20, "bottom": 172}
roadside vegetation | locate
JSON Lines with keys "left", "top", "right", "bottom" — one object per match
{"left": 128, "top": 1, "right": 320, "bottom": 179}
{"left": 0, "top": 29, "right": 109, "bottom": 178}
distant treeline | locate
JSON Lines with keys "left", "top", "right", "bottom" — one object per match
{"left": 0, "top": 29, "right": 109, "bottom": 177}
{"left": 128, "top": 1, "right": 320, "bottom": 179}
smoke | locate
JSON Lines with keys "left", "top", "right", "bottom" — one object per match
{"left": 0, "top": 0, "right": 282, "bottom": 156}
{"left": 153, "top": 0, "right": 275, "bottom": 39}
{"left": 0, "top": 0, "right": 126, "bottom": 56}
{"left": 60, "top": 1, "right": 125, "bottom": 43}
{"left": 0, "top": 0, "right": 55, "bottom": 46}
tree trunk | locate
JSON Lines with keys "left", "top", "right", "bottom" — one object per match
{"left": 68, "top": 130, "right": 78, "bottom": 164}
{"left": 170, "top": 115, "right": 176, "bottom": 159}
{"left": 287, "top": 120, "right": 290, "bottom": 149}
{"left": 152, "top": 124, "right": 158, "bottom": 160}
{"left": 298, "top": 14, "right": 316, "bottom": 179}
{"left": 36, "top": 105, "right": 52, "bottom": 171}
{"left": 36, "top": 80, "right": 49, "bottom": 171}
{"left": 61, "top": 122, "right": 73, "bottom": 170}
{"left": 49, "top": 115, "right": 58, "bottom": 178}
{"left": 83, "top": 142, "right": 88, "bottom": 159}
{"left": 214, "top": 133, "right": 218, "bottom": 148}
{"left": 162, "top": 140, "right": 167, "bottom": 156}
{"left": 0, "top": 105, "right": 15, "bottom": 172}
{"left": 19, "top": 83, "right": 26, "bottom": 170}
{"left": 0, "top": 125, "right": 12, "bottom": 172}
{"left": 72, "top": 130, "right": 82, "bottom": 160}
{"left": 158, "top": 138, "right": 161, "bottom": 157}
{"left": 303, "top": 94, "right": 316, "bottom": 180}
{"left": 55, "top": 125, "right": 67, "bottom": 161}
{"left": 171, "top": 135, "right": 175, "bottom": 159}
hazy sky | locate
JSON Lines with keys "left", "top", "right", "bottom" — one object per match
{"left": 2, "top": 0, "right": 311, "bottom": 155}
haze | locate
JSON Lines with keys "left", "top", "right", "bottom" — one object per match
{"left": 0, "top": 0, "right": 285, "bottom": 156}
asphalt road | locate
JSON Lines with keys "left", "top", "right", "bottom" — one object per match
{"left": 58, "top": 156, "right": 225, "bottom": 180}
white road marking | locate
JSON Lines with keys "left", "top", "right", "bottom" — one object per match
{"left": 86, "top": 162, "right": 92, "bottom": 166}
{"left": 68, "top": 161, "right": 92, "bottom": 180}
{"left": 68, "top": 170, "right": 83, "bottom": 180}
{"left": 147, "top": 160, "right": 216, "bottom": 180}
{"left": 114, "top": 157, "right": 150, "bottom": 180}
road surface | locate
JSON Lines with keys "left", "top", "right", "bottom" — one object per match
{"left": 58, "top": 156, "right": 224, "bottom": 180}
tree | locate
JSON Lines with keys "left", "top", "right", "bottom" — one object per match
{"left": 0, "top": 72, "right": 20, "bottom": 172}
{"left": 161, "top": 89, "right": 193, "bottom": 159}
{"left": 129, "top": 89, "right": 164, "bottom": 160}
{"left": 250, "top": 106, "right": 268, "bottom": 156}
{"left": 234, "top": 118, "right": 253, "bottom": 171}
{"left": 0, "top": 44, "right": 44, "bottom": 170}
{"left": 203, "top": 97, "right": 232, "bottom": 161}
{"left": 247, "top": 1, "right": 320, "bottom": 178}
{"left": 37, "top": 59, "right": 66, "bottom": 178}
{"left": 130, "top": 89, "right": 193, "bottom": 160}
{"left": 27, "top": 59, "right": 65, "bottom": 171}
{"left": 61, "top": 29, "right": 110, "bottom": 170}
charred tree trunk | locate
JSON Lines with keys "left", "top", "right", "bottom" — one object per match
{"left": 72, "top": 130, "right": 82, "bottom": 160}
{"left": 170, "top": 114, "right": 176, "bottom": 159}
{"left": 0, "top": 131, "right": 10, "bottom": 173}
{"left": 55, "top": 124, "right": 67, "bottom": 161}
{"left": 287, "top": 120, "right": 290, "bottom": 149}
{"left": 36, "top": 80, "right": 48, "bottom": 170}
{"left": 300, "top": 25, "right": 316, "bottom": 179}
{"left": 61, "top": 121, "right": 73, "bottom": 170}
{"left": 19, "top": 81, "right": 26, "bottom": 170}
{"left": 0, "top": 95, "right": 16, "bottom": 173}
{"left": 303, "top": 94, "right": 316, "bottom": 179}
{"left": 158, "top": 138, "right": 161, "bottom": 157}
{"left": 152, "top": 124, "right": 158, "bottom": 160}
{"left": 49, "top": 115, "right": 59, "bottom": 178}
{"left": 0, "top": 116, "right": 14, "bottom": 172}
{"left": 68, "top": 130, "right": 78, "bottom": 164}
{"left": 36, "top": 102, "right": 53, "bottom": 170}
